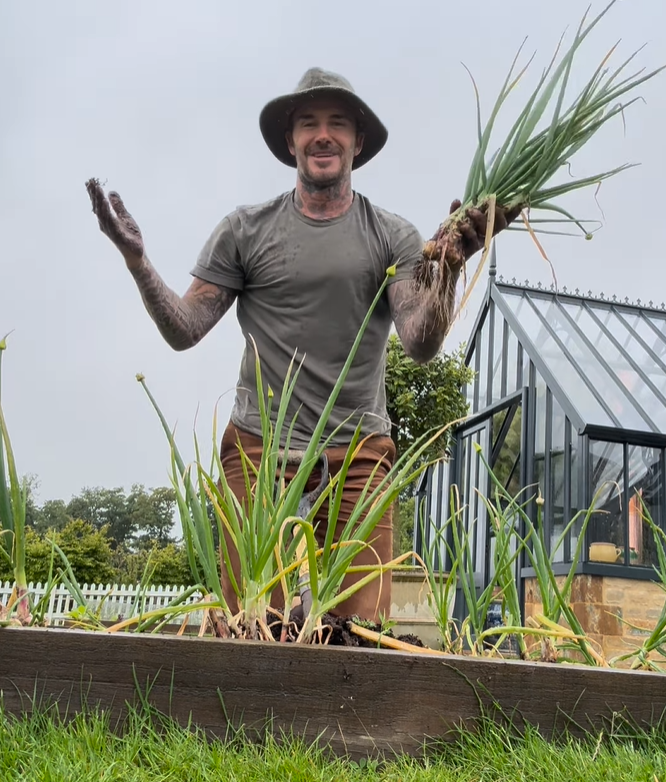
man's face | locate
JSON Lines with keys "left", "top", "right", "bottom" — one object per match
{"left": 286, "top": 99, "right": 364, "bottom": 188}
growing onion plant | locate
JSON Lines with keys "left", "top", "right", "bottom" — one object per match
{"left": 420, "top": 443, "right": 624, "bottom": 665}
{"left": 609, "top": 496, "right": 666, "bottom": 672}
{"left": 0, "top": 334, "right": 31, "bottom": 625}
{"left": 138, "top": 266, "right": 457, "bottom": 643}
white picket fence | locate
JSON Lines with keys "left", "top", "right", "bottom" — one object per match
{"left": 0, "top": 581, "right": 206, "bottom": 626}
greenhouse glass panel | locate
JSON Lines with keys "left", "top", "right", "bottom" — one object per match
{"left": 559, "top": 302, "right": 661, "bottom": 432}
{"left": 491, "top": 304, "right": 504, "bottom": 404}
{"left": 550, "top": 397, "right": 566, "bottom": 563}
{"left": 505, "top": 329, "right": 519, "bottom": 397}
{"left": 624, "top": 311, "right": 666, "bottom": 366}
{"left": 492, "top": 405, "right": 522, "bottom": 499}
{"left": 534, "top": 368, "right": 547, "bottom": 506}
{"left": 488, "top": 401, "right": 522, "bottom": 582}
{"left": 627, "top": 445, "right": 662, "bottom": 569}
{"left": 458, "top": 426, "right": 489, "bottom": 574}
{"left": 476, "top": 313, "right": 491, "bottom": 412}
{"left": 500, "top": 290, "right": 615, "bottom": 427}
{"left": 600, "top": 309, "right": 666, "bottom": 421}
{"left": 569, "top": 433, "right": 584, "bottom": 560}
{"left": 588, "top": 440, "right": 625, "bottom": 563}
{"left": 528, "top": 296, "right": 646, "bottom": 431}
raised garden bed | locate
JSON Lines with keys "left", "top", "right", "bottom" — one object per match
{"left": 2, "top": 626, "right": 666, "bottom": 760}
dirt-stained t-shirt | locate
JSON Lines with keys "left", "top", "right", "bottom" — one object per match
{"left": 190, "top": 189, "right": 423, "bottom": 450}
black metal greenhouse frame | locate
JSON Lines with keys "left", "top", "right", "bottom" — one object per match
{"left": 415, "top": 249, "right": 666, "bottom": 624}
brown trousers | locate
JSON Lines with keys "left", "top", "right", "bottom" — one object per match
{"left": 218, "top": 421, "right": 397, "bottom": 622}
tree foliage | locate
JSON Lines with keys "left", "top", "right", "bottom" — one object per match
{"left": 385, "top": 334, "right": 475, "bottom": 554}
{"left": 0, "top": 519, "right": 116, "bottom": 585}
{"left": 26, "top": 484, "right": 177, "bottom": 550}
{"left": 2, "top": 481, "right": 184, "bottom": 586}
{"left": 385, "top": 334, "right": 474, "bottom": 469}
{"left": 113, "top": 542, "right": 194, "bottom": 587}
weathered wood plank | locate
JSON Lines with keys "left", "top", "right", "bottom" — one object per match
{"left": 1, "top": 627, "right": 665, "bottom": 759}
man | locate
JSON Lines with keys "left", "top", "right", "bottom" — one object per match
{"left": 86, "top": 67, "right": 515, "bottom": 622}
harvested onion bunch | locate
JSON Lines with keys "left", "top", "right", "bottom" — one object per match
{"left": 415, "top": 0, "right": 665, "bottom": 305}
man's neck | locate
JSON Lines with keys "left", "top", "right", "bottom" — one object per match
{"left": 293, "top": 177, "right": 354, "bottom": 220}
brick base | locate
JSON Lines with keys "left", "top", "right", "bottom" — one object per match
{"left": 524, "top": 574, "right": 665, "bottom": 668}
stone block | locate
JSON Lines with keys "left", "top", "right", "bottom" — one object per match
{"left": 524, "top": 579, "right": 538, "bottom": 604}
{"left": 570, "top": 602, "right": 621, "bottom": 636}
{"left": 570, "top": 575, "right": 603, "bottom": 604}
{"left": 604, "top": 588, "right": 625, "bottom": 604}
{"left": 597, "top": 605, "right": 622, "bottom": 637}
{"left": 624, "top": 619, "right": 653, "bottom": 638}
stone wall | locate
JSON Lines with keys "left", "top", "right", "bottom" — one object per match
{"left": 524, "top": 574, "right": 665, "bottom": 667}
{"left": 390, "top": 571, "right": 666, "bottom": 664}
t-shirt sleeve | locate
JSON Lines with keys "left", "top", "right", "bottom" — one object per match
{"left": 382, "top": 213, "right": 424, "bottom": 285}
{"left": 190, "top": 214, "right": 245, "bottom": 291}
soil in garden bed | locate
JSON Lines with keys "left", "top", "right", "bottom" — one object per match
{"left": 268, "top": 605, "right": 426, "bottom": 648}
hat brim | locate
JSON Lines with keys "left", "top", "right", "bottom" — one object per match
{"left": 259, "top": 86, "right": 388, "bottom": 170}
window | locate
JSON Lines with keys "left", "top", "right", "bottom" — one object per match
{"left": 505, "top": 329, "right": 519, "bottom": 397}
{"left": 627, "top": 446, "right": 662, "bottom": 568}
{"left": 588, "top": 441, "right": 625, "bottom": 563}
{"left": 550, "top": 398, "right": 566, "bottom": 563}
{"left": 491, "top": 305, "right": 504, "bottom": 404}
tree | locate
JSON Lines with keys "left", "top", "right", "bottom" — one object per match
{"left": 63, "top": 485, "right": 177, "bottom": 550}
{"left": 385, "top": 335, "right": 474, "bottom": 468}
{"left": 126, "top": 484, "right": 176, "bottom": 549}
{"left": 32, "top": 499, "right": 71, "bottom": 535}
{"left": 55, "top": 519, "right": 117, "bottom": 584}
{"left": 385, "top": 334, "right": 475, "bottom": 554}
{"left": 66, "top": 487, "right": 132, "bottom": 548}
{"left": 0, "top": 519, "right": 116, "bottom": 586}
{"left": 115, "top": 542, "right": 193, "bottom": 587}
{"left": 22, "top": 474, "right": 42, "bottom": 529}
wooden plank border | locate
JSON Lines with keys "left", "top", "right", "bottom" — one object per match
{"left": 1, "top": 627, "right": 666, "bottom": 759}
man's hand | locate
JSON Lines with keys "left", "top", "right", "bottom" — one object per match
{"left": 84, "top": 176, "right": 237, "bottom": 350}
{"left": 431, "top": 199, "right": 522, "bottom": 269}
{"left": 86, "top": 178, "right": 145, "bottom": 270}
{"left": 390, "top": 199, "right": 522, "bottom": 364}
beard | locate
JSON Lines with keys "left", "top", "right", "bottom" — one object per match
{"left": 297, "top": 142, "right": 352, "bottom": 193}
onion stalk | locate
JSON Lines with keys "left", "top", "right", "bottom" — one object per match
{"left": 139, "top": 266, "right": 453, "bottom": 643}
{"left": 0, "top": 335, "right": 31, "bottom": 626}
{"left": 137, "top": 267, "right": 462, "bottom": 643}
{"left": 416, "top": 0, "right": 666, "bottom": 309}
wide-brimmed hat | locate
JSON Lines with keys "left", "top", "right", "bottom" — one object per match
{"left": 259, "top": 67, "right": 388, "bottom": 170}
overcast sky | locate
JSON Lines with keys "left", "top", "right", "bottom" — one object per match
{"left": 1, "top": 0, "right": 664, "bottom": 506}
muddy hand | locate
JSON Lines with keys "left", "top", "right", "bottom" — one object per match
{"left": 448, "top": 198, "right": 522, "bottom": 262}
{"left": 85, "top": 178, "right": 145, "bottom": 269}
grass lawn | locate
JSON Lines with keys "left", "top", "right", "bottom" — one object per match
{"left": 1, "top": 704, "right": 665, "bottom": 781}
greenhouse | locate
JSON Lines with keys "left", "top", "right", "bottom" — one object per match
{"left": 415, "top": 247, "right": 666, "bottom": 609}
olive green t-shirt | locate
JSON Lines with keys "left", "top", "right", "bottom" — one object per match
{"left": 190, "top": 190, "right": 423, "bottom": 449}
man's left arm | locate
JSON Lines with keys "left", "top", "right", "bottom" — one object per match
{"left": 387, "top": 201, "right": 519, "bottom": 364}
{"left": 388, "top": 263, "right": 461, "bottom": 365}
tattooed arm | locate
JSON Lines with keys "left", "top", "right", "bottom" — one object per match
{"left": 388, "top": 264, "right": 461, "bottom": 364}
{"left": 388, "top": 199, "right": 520, "bottom": 364}
{"left": 130, "top": 263, "right": 236, "bottom": 350}
{"left": 85, "top": 179, "right": 236, "bottom": 350}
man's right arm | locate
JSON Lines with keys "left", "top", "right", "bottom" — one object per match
{"left": 85, "top": 178, "right": 237, "bottom": 351}
{"left": 130, "top": 258, "right": 237, "bottom": 351}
